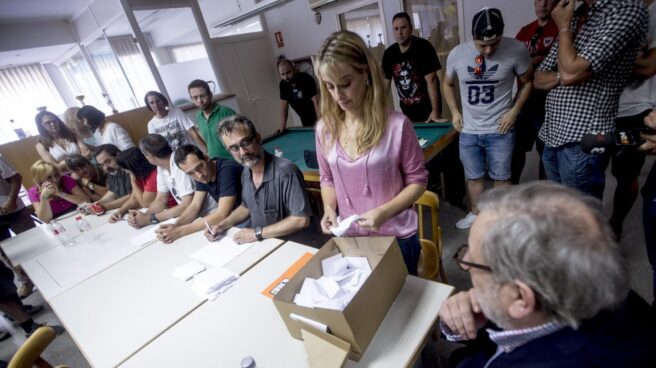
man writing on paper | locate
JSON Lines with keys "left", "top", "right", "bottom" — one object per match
{"left": 155, "top": 145, "right": 242, "bottom": 243}
{"left": 205, "top": 115, "right": 312, "bottom": 243}
{"left": 127, "top": 134, "right": 216, "bottom": 228}
{"left": 439, "top": 182, "right": 655, "bottom": 366}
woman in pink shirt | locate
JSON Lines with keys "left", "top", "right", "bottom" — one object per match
{"left": 28, "top": 160, "right": 89, "bottom": 223}
{"left": 315, "top": 31, "right": 428, "bottom": 275}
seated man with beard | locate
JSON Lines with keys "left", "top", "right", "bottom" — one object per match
{"left": 439, "top": 181, "right": 655, "bottom": 367}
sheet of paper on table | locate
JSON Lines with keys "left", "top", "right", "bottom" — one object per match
{"left": 191, "top": 267, "right": 239, "bottom": 301}
{"left": 172, "top": 261, "right": 207, "bottom": 281}
{"left": 189, "top": 228, "right": 255, "bottom": 267}
{"left": 129, "top": 218, "right": 175, "bottom": 247}
{"left": 418, "top": 137, "right": 428, "bottom": 148}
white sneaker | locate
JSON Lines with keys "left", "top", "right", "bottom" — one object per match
{"left": 455, "top": 212, "right": 477, "bottom": 230}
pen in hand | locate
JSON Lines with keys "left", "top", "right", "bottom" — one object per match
{"left": 204, "top": 219, "right": 217, "bottom": 240}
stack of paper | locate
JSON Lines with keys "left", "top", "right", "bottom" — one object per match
{"left": 189, "top": 229, "right": 255, "bottom": 267}
{"left": 293, "top": 254, "right": 371, "bottom": 310}
{"left": 191, "top": 267, "right": 239, "bottom": 301}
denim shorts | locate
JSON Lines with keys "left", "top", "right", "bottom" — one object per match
{"left": 459, "top": 132, "right": 514, "bottom": 181}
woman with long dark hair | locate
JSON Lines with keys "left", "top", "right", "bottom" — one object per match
{"left": 34, "top": 111, "right": 82, "bottom": 171}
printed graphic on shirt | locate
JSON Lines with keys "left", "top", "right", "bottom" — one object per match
{"left": 152, "top": 120, "right": 186, "bottom": 151}
{"left": 465, "top": 56, "right": 499, "bottom": 106}
{"left": 392, "top": 60, "right": 424, "bottom": 105}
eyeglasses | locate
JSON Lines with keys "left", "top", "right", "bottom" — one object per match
{"left": 474, "top": 55, "right": 485, "bottom": 77}
{"left": 453, "top": 244, "right": 493, "bottom": 272}
{"left": 227, "top": 135, "right": 256, "bottom": 153}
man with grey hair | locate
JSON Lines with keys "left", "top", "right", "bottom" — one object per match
{"left": 205, "top": 115, "right": 311, "bottom": 243}
{"left": 439, "top": 181, "right": 654, "bottom": 367}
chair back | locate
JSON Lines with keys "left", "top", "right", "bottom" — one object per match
{"left": 414, "top": 190, "right": 447, "bottom": 282}
{"left": 8, "top": 326, "right": 55, "bottom": 368}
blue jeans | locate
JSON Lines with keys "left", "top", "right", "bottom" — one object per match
{"left": 459, "top": 132, "right": 514, "bottom": 181}
{"left": 542, "top": 143, "right": 609, "bottom": 199}
{"left": 397, "top": 234, "right": 420, "bottom": 276}
{"left": 642, "top": 162, "right": 656, "bottom": 303}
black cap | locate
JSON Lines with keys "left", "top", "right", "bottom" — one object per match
{"left": 472, "top": 8, "right": 504, "bottom": 41}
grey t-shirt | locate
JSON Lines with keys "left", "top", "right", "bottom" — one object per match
{"left": 241, "top": 153, "right": 312, "bottom": 232}
{"left": 107, "top": 169, "right": 132, "bottom": 198}
{"left": 446, "top": 37, "right": 531, "bottom": 134}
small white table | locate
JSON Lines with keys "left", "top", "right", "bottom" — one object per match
{"left": 121, "top": 242, "right": 454, "bottom": 368}
{"left": 49, "top": 230, "right": 284, "bottom": 368}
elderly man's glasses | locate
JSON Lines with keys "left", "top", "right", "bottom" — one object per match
{"left": 227, "top": 135, "right": 256, "bottom": 153}
{"left": 474, "top": 55, "right": 485, "bottom": 77}
{"left": 453, "top": 244, "right": 492, "bottom": 272}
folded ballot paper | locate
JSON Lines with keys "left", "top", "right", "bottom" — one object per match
{"left": 172, "top": 261, "right": 206, "bottom": 281}
{"left": 191, "top": 267, "right": 239, "bottom": 301}
{"left": 330, "top": 214, "right": 360, "bottom": 237}
{"left": 293, "top": 253, "right": 371, "bottom": 311}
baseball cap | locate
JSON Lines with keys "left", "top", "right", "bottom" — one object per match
{"left": 472, "top": 8, "right": 504, "bottom": 41}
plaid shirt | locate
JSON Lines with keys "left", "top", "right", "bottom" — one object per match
{"left": 537, "top": 0, "right": 648, "bottom": 147}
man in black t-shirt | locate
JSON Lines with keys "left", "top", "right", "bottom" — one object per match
{"left": 278, "top": 59, "right": 319, "bottom": 131}
{"left": 382, "top": 12, "right": 444, "bottom": 122}
{"left": 154, "top": 145, "right": 242, "bottom": 243}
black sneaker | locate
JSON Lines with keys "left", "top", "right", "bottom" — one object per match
{"left": 25, "top": 324, "right": 65, "bottom": 338}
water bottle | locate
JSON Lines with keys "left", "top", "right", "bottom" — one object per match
{"left": 274, "top": 146, "right": 284, "bottom": 158}
{"left": 75, "top": 216, "right": 93, "bottom": 242}
{"left": 50, "top": 220, "right": 75, "bottom": 247}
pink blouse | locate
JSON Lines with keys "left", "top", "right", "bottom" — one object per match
{"left": 316, "top": 111, "right": 428, "bottom": 238}
{"left": 28, "top": 175, "right": 78, "bottom": 217}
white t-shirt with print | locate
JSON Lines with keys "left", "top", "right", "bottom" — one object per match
{"left": 156, "top": 155, "right": 216, "bottom": 216}
{"left": 148, "top": 108, "right": 197, "bottom": 152}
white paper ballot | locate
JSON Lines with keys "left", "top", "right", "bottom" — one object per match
{"left": 295, "top": 255, "right": 373, "bottom": 311}
{"left": 418, "top": 137, "right": 428, "bottom": 148}
{"left": 330, "top": 215, "right": 360, "bottom": 237}
{"left": 172, "top": 261, "right": 206, "bottom": 281}
{"left": 189, "top": 228, "right": 255, "bottom": 267}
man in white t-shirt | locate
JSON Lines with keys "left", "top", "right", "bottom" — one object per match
{"left": 443, "top": 8, "right": 532, "bottom": 230}
{"left": 127, "top": 134, "right": 216, "bottom": 228}
{"left": 144, "top": 91, "right": 207, "bottom": 153}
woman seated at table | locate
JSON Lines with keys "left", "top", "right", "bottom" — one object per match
{"left": 28, "top": 160, "right": 90, "bottom": 223}
{"left": 64, "top": 106, "right": 96, "bottom": 160}
{"left": 109, "top": 147, "right": 175, "bottom": 222}
{"left": 78, "top": 105, "right": 135, "bottom": 151}
{"left": 34, "top": 110, "right": 84, "bottom": 171}
{"left": 65, "top": 154, "right": 108, "bottom": 202}
{"left": 315, "top": 31, "right": 428, "bottom": 275}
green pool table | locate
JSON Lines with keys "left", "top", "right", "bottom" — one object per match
{"left": 262, "top": 122, "right": 458, "bottom": 183}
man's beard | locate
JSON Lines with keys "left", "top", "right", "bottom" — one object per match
{"left": 474, "top": 282, "right": 515, "bottom": 330}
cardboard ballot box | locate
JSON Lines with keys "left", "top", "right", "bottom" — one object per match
{"left": 273, "top": 237, "right": 408, "bottom": 361}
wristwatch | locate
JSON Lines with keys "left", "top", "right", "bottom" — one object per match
{"left": 150, "top": 213, "right": 159, "bottom": 225}
{"left": 254, "top": 226, "right": 263, "bottom": 241}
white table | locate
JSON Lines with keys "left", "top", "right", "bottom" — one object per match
{"left": 0, "top": 211, "right": 113, "bottom": 266}
{"left": 21, "top": 219, "right": 162, "bottom": 300}
{"left": 121, "top": 242, "right": 454, "bottom": 368}
{"left": 49, "top": 230, "right": 284, "bottom": 368}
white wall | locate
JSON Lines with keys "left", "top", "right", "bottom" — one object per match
{"left": 157, "top": 57, "right": 215, "bottom": 103}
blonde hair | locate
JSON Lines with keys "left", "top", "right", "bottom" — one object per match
{"left": 63, "top": 106, "right": 89, "bottom": 138}
{"left": 316, "top": 31, "right": 388, "bottom": 154}
{"left": 30, "top": 160, "right": 59, "bottom": 185}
